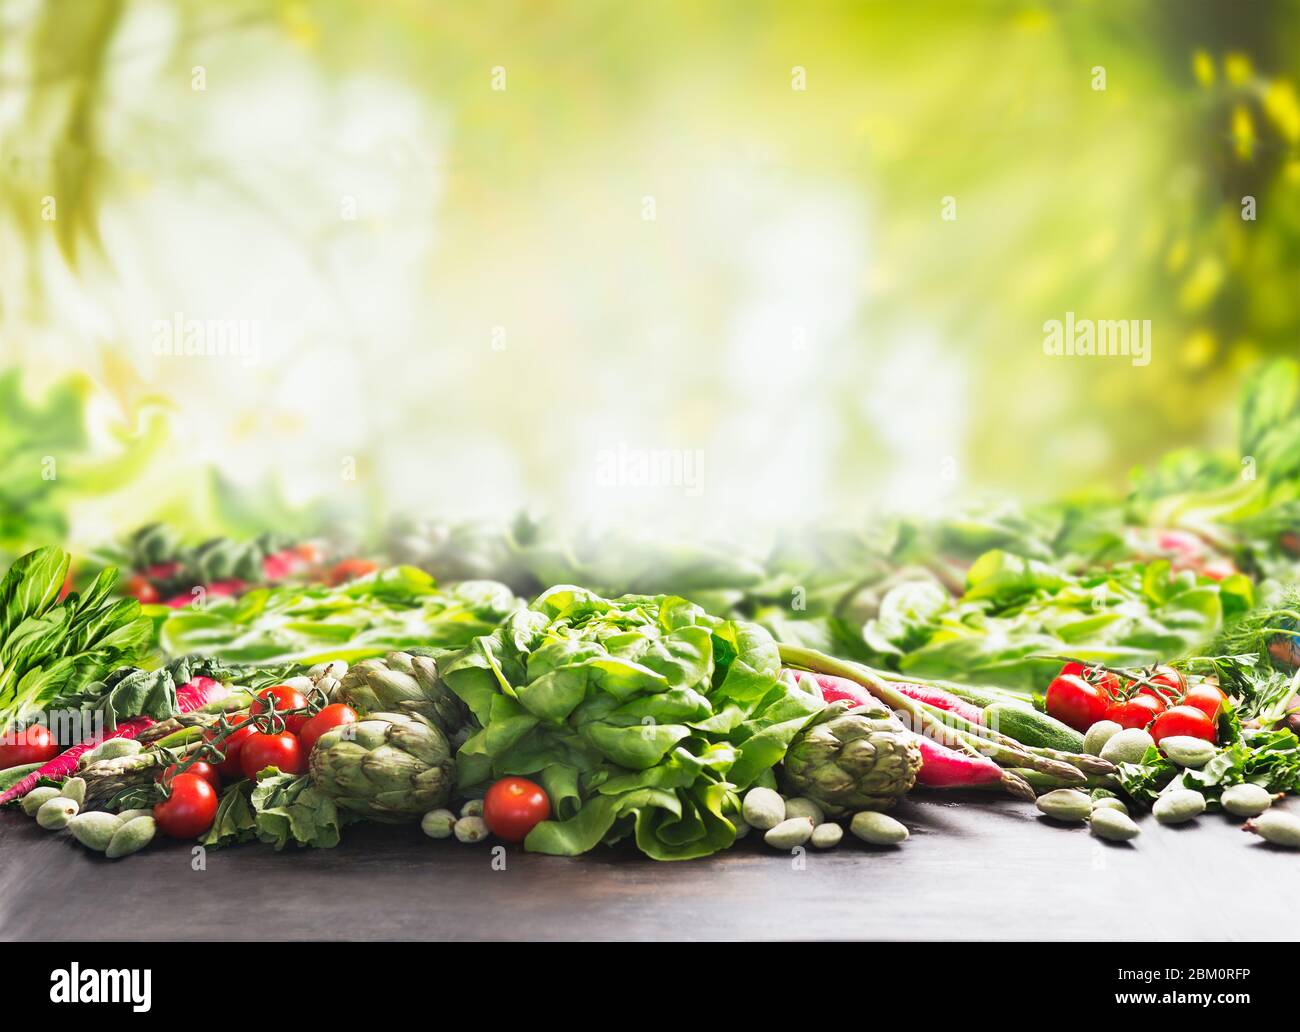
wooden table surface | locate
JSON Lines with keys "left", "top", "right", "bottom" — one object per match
{"left": 3, "top": 794, "right": 1295, "bottom": 941}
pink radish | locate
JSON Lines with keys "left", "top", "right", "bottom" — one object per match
{"left": 788, "top": 669, "right": 984, "bottom": 724}
{"left": 0, "top": 676, "right": 226, "bottom": 805}
{"left": 909, "top": 734, "right": 1004, "bottom": 787}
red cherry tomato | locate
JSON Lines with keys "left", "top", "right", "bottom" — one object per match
{"left": 1045, "top": 674, "right": 1109, "bottom": 732}
{"left": 159, "top": 760, "right": 221, "bottom": 795}
{"left": 1104, "top": 693, "right": 1165, "bottom": 730}
{"left": 153, "top": 773, "right": 219, "bottom": 838}
{"left": 1150, "top": 705, "right": 1217, "bottom": 745}
{"left": 1058, "top": 662, "right": 1122, "bottom": 699}
{"left": 1181, "top": 682, "right": 1227, "bottom": 723}
{"left": 124, "top": 575, "right": 161, "bottom": 605}
{"left": 0, "top": 724, "right": 60, "bottom": 770}
{"left": 1144, "top": 665, "right": 1185, "bottom": 699}
{"left": 482, "top": 777, "right": 551, "bottom": 842}
{"left": 250, "top": 685, "right": 310, "bottom": 735}
{"left": 328, "top": 559, "right": 378, "bottom": 585}
{"left": 298, "top": 704, "right": 358, "bottom": 755}
{"left": 239, "top": 731, "right": 305, "bottom": 780}
{"left": 205, "top": 722, "right": 257, "bottom": 779}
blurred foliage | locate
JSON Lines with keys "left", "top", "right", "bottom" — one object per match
{"left": 0, "top": 0, "right": 1297, "bottom": 542}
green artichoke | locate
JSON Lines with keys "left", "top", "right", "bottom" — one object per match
{"left": 782, "top": 701, "right": 922, "bottom": 815}
{"left": 308, "top": 711, "right": 456, "bottom": 821}
{"left": 335, "top": 651, "right": 472, "bottom": 745}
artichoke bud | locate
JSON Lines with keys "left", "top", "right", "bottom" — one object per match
{"left": 782, "top": 704, "right": 921, "bottom": 816}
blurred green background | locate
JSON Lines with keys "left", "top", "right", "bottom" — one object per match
{"left": 1, "top": 0, "right": 1297, "bottom": 557}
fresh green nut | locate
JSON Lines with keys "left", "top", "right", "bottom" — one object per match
{"left": 1083, "top": 720, "right": 1124, "bottom": 756}
{"left": 20, "top": 786, "right": 60, "bottom": 816}
{"left": 1153, "top": 788, "right": 1206, "bottom": 825}
{"left": 1089, "top": 808, "right": 1140, "bottom": 842}
{"left": 783, "top": 797, "right": 825, "bottom": 826}
{"left": 1244, "top": 810, "right": 1300, "bottom": 848}
{"left": 459, "top": 799, "right": 484, "bottom": 818}
{"left": 86, "top": 738, "right": 142, "bottom": 764}
{"left": 850, "top": 810, "right": 908, "bottom": 845}
{"left": 60, "top": 777, "right": 86, "bottom": 806}
{"left": 741, "top": 787, "right": 785, "bottom": 831}
{"left": 1221, "top": 784, "right": 1272, "bottom": 818}
{"left": 1036, "top": 789, "right": 1093, "bottom": 822}
{"left": 420, "top": 808, "right": 456, "bottom": 839}
{"left": 1092, "top": 797, "right": 1129, "bottom": 815}
{"left": 1100, "top": 728, "right": 1156, "bottom": 765}
{"left": 105, "top": 816, "right": 156, "bottom": 858}
{"left": 68, "top": 811, "right": 123, "bottom": 852}
{"left": 453, "top": 816, "right": 489, "bottom": 843}
{"left": 764, "top": 817, "right": 814, "bottom": 850}
{"left": 729, "top": 814, "right": 751, "bottom": 839}
{"left": 1161, "top": 736, "right": 1217, "bottom": 769}
{"left": 36, "top": 797, "right": 79, "bottom": 830}
{"left": 115, "top": 808, "right": 153, "bottom": 823}
{"left": 809, "top": 822, "right": 843, "bottom": 849}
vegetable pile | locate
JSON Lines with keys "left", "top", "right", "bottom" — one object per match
{"left": 6, "top": 363, "right": 1300, "bottom": 860}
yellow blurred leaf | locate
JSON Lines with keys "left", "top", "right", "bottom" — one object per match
{"left": 1179, "top": 256, "right": 1225, "bottom": 310}
{"left": 1180, "top": 329, "right": 1216, "bottom": 371}
{"left": 1192, "top": 50, "right": 1215, "bottom": 87}
{"left": 1224, "top": 52, "right": 1254, "bottom": 84}
{"left": 1232, "top": 104, "right": 1255, "bottom": 160}
{"left": 1263, "top": 80, "right": 1300, "bottom": 143}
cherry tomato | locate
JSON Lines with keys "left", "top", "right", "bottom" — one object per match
{"left": 1058, "top": 662, "right": 1122, "bottom": 699}
{"left": 328, "top": 559, "right": 378, "bottom": 585}
{"left": 205, "top": 722, "right": 257, "bottom": 779}
{"left": 1150, "top": 705, "right": 1217, "bottom": 745}
{"left": 159, "top": 760, "right": 221, "bottom": 795}
{"left": 250, "top": 685, "right": 310, "bottom": 734}
{"left": 1181, "top": 682, "right": 1227, "bottom": 723}
{"left": 124, "top": 575, "right": 161, "bottom": 605}
{"left": 0, "top": 724, "right": 59, "bottom": 770}
{"left": 1144, "top": 665, "right": 1185, "bottom": 699}
{"left": 1045, "top": 674, "right": 1109, "bottom": 732}
{"left": 298, "top": 703, "right": 358, "bottom": 755}
{"left": 239, "top": 731, "right": 305, "bottom": 780}
{"left": 153, "top": 773, "right": 219, "bottom": 838}
{"left": 1104, "top": 693, "right": 1165, "bottom": 730}
{"left": 482, "top": 776, "right": 551, "bottom": 842}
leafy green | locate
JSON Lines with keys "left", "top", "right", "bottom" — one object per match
{"left": 857, "top": 550, "right": 1252, "bottom": 691}
{"left": 200, "top": 774, "right": 345, "bottom": 850}
{"left": 0, "top": 546, "right": 153, "bottom": 734}
{"left": 440, "top": 585, "right": 827, "bottom": 859}
{"left": 62, "top": 654, "right": 227, "bottom": 733}
{"left": 158, "top": 566, "right": 520, "bottom": 665}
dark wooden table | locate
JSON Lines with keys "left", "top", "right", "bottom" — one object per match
{"left": 2, "top": 795, "right": 1295, "bottom": 940}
